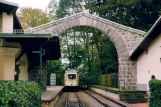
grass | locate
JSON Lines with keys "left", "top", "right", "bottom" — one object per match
{"left": 91, "top": 85, "right": 146, "bottom": 93}
{"left": 93, "top": 85, "right": 119, "bottom": 91}
{"left": 91, "top": 85, "right": 119, "bottom": 94}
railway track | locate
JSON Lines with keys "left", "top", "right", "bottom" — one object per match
{"left": 84, "top": 90, "right": 110, "bottom": 107}
{"left": 65, "top": 91, "right": 85, "bottom": 107}
{"left": 63, "top": 89, "right": 128, "bottom": 107}
{"left": 84, "top": 90, "right": 127, "bottom": 107}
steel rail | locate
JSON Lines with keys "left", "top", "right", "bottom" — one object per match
{"left": 65, "top": 92, "right": 69, "bottom": 107}
{"left": 86, "top": 90, "right": 127, "bottom": 107}
{"left": 84, "top": 90, "right": 111, "bottom": 107}
{"left": 74, "top": 91, "right": 85, "bottom": 107}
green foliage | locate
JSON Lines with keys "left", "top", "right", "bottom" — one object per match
{"left": 18, "top": 7, "right": 52, "bottom": 29}
{"left": 90, "top": 76, "right": 99, "bottom": 85}
{"left": 56, "top": 0, "right": 83, "bottom": 19}
{"left": 55, "top": 0, "right": 70, "bottom": 19}
{"left": 149, "top": 79, "right": 161, "bottom": 107}
{"left": 0, "top": 81, "right": 41, "bottom": 107}
{"left": 100, "top": 36, "right": 118, "bottom": 73}
{"left": 99, "top": 75, "right": 106, "bottom": 86}
{"left": 47, "top": 60, "right": 64, "bottom": 85}
{"left": 85, "top": 0, "right": 161, "bottom": 31}
{"left": 107, "top": 74, "right": 113, "bottom": 87}
{"left": 50, "top": 0, "right": 119, "bottom": 85}
{"left": 48, "top": 0, "right": 58, "bottom": 15}
{"left": 98, "top": 73, "right": 118, "bottom": 88}
{"left": 112, "top": 73, "right": 118, "bottom": 88}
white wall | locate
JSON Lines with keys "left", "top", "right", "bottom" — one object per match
{"left": 0, "top": 12, "right": 29, "bottom": 80}
{"left": 0, "top": 47, "right": 19, "bottom": 80}
{"left": 0, "top": 12, "right": 13, "bottom": 33}
{"left": 137, "top": 34, "right": 161, "bottom": 91}
{"left": 17, "top": 53, "right": 28, "bottom": 80}
{"left": 0, "top": 13, "right": 2, "bottom": 32}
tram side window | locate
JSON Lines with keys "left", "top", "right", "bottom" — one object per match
{"left": 68, "top": 74, "right": 76, "bottom": 79}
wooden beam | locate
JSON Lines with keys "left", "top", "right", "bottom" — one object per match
{"left": 15, "top": 50, "right": 25, "bottom": 63}
{"left": 7, "top": 7, "right": 17, "bottom": 15}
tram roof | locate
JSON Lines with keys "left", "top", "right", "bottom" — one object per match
{"left": 65, "top": 69, "right": 78, "bottom": 73}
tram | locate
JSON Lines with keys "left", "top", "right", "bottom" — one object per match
{"left": 64, "top": 69, "right": 79, "bottom": 87}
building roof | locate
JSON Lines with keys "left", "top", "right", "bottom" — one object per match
{"left": 0, "top": 0, "right": 22, "bottom": 29}
{"left": 0, "top": 33, "right": 53, "bottom": 38}
{"left": 0, "top": 33, "right": 61, "bottom": 60}
{"left": 129, "top": 16, "right": 161, "bottom": 60}
{"left": 0, "top": 0, "right": 18, "bottom": 15}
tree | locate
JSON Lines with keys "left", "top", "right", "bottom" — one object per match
{"left": 56, "top": 0, "right": 118, "bottom": 74}
{"left": 47, "top": 60, "right": 64, "bottom": 85}
{"left": 56, "top": 0, "right": 84, "bottom": 19}
{"left": 48, "top": 0, "right": 58, "bottom": 14}
{"left": 100, "top": 36, "right": 118, "bottom": 73}
{"left": 85, "top": 0, "right": 161, "bottom": 31}
{"left": 18, "top": 7, "right": 52, "bottom": 29}
{"left": 47, "top": 0, "right": 119, "bottom": 85}
{"left": 47, "top": 0, "right": 58, "bottom": 19}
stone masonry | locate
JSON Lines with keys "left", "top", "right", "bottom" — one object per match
{"left": 25, "top": 12, "right": 146, "bottom": 90}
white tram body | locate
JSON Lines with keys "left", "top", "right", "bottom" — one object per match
{"left": 64, "top": 69, "right": 79, "bottom": 86}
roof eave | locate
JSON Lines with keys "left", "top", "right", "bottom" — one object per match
{"left": 129, "top": 16, "right": 161, "bottom": 60}
{"left": 0, "top": 33, "right": 53, "bottom": 38}
{"left": 0, "top": 0, "right": 18, "bottom": 7}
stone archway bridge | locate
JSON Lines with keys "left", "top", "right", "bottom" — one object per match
{"left": 25, "top": 12, "right": 146, "bottom": 90}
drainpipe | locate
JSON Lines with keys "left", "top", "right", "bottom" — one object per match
{"left": 39, "top": 45, "right": 43, "bottom": 86}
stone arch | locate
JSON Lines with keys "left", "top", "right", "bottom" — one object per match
{"left": 26, "top": 12, "right": 146, "bottom": 90}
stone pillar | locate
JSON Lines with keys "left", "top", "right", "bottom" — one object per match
{"left": 119, "top": 57, "right": 137, "bottom": 90}
{"left": 0, "top": 47, "right": 19, "bottom": 80}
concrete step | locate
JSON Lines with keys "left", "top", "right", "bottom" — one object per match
{"left": 120, "top": 92, "right": 147, "bottom": 103}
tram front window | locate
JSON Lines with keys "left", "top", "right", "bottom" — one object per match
{"left": 68, "top": 74, "right": 76, "bottom": 79}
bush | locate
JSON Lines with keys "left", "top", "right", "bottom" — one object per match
{"left": 107, "top": 74, "right": 113, "bottom": 87}
{"left": 99, "top": 75, "right": 106, "bottom": 86}
{"left": 89, "top": 76, "right": 98, "bottom": 85}
{"left": 98, "top": 73, "right": 118, "bottom": 88}
{"left": 112, "top": 73, "right": 118, "bottom": 88}
{"left": 0, "top": 81, "right": 41, "bottom": 107}
{"left": 149, "top": 79, "right": 161, "bottom": 107}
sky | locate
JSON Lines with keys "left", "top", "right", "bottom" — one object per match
{"left": 6, "top": 0, "right": 51, "bottom": 10}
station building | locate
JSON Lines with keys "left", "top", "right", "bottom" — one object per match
{"left": 1, "top": 0, "right": 161, "bottom": 93}
{"left": 0, "top": 0, "right": 61, "bottom": 87}
{"left": 130, "top": 17, "right": 161, "bottom": 91}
